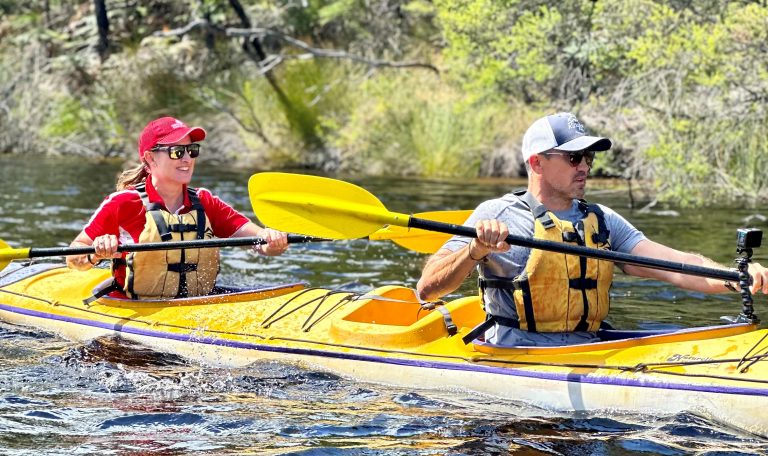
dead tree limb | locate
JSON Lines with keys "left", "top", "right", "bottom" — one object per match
{"left": 154, "top": 19, "right": 439, "bottom": 74}
{"left": 225, "top": 0, "right": 306, "bottom": 146}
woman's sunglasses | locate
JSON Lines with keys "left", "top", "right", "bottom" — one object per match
{"left": 540, "top": 150, "right": 596, "bottom": 168}
{"left": 152, "top": 143, "right": 201, "bottom": 160}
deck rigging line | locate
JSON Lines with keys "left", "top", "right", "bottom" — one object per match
{"left": 260, "top": 288, "right": 356, "bottom": 329}
{"left": 738, "top": 331, "right": 768, "bottom": 373}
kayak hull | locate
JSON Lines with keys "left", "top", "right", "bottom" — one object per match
{"left": 2, "top": 264, "right": 768, "bottom": 437}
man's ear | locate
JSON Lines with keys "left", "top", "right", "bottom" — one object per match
{"left": 529, "top": 155, "right": 543, "bottom": 173}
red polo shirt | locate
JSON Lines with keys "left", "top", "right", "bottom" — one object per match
{"left": 84, "top": 178, "right": 250, "bottom": 293}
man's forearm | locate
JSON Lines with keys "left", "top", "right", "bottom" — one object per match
{"left": 417, "top": 242, "right": 485, "bottom": 300}
{"left": 625, "top": 241, "right": 732, "bottom": 293}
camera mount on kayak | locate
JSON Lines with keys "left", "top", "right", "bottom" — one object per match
{"left": 723, "top": 228, "right": 762, "bottom": 325}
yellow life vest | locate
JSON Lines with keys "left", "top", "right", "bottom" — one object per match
{"left": 123, "top": 184, "right": 220, "bottom": 299}
{"left": 479, "top": 192, "right": 613, "bottom": 332}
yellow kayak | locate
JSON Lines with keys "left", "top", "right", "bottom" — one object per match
{"left": 2, "top": 263, "right": 768, "bottom": 437}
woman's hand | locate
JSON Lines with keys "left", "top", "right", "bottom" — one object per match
{"left": 255, "top": 228, "right": 289, "bottom": 256}
{"left": 91, "top": 234, "right": 122, "bottom": 261}
{"left": 67, "top": 232, "right": 121, "bottom": 271}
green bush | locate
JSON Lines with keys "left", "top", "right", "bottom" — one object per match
{"left": 326, "top": 70, "right": 526, "bottom": 177}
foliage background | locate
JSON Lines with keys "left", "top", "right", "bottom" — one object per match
{"left": 2, "top": 0, "right": 768, "bottom": 206}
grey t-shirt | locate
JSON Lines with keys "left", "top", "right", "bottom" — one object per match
{"left": 442, "top": 192, "right": 646, "bottom": 346}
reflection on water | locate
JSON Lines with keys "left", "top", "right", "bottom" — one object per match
{"left": 1, "top": 156, "right": 768, "bottom": 454}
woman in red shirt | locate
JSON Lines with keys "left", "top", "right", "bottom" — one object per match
{"left": 66, "top": 116, "right": 288, "bottom": 299}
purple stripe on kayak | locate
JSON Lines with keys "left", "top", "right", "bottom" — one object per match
{"left": 2, "top": 303, "right": 767, "bottom": 397}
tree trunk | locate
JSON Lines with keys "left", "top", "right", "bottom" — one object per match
{"left": 93, "top": 0, "right": 110, "bottom": 61}
{"left": 228, "top": 0, "right": 323, "bottom": 150}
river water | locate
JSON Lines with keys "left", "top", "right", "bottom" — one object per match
{"left": 0, "top": 155, "right": 767, "bottom": 454}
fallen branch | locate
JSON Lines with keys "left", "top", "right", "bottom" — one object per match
{"left": 154, "top": 19, "right": 439, "bottom": 74}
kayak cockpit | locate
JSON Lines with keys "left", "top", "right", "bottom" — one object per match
{"left": 326, "top": 287, "right": 759, "bottom": 353}
{"left": 329, "top": 286, "right": 485, "bottom": 347}
{"left": 97, "top": 282, "right": 307, "bottom": 307}
{"left": 0, "top": 263, "right": 307, "bottom": 308}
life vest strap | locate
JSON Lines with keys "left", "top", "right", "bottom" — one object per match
{"left": 167, "top": 223, "right": 199, "bottom": 233}
{"left": 562, "top": 231, "right": 582, "bottom": 243}
{"left": 187, "top": 188, "right": 207, "bottom": 240}
{"left": 578, "top": 200, "right": 610, "bottom": 244}
{"left": 516, "top": 190, "right": 555, "bottom": 229}
{"left": 136, "top": 184, "right": 173, "bottom": 241}
{"left": 478, "top": 277, "right": 519, "bottom": 290}
{"left": 569, "top": 278, "right": 598, "bottom": 289}
{"left": 461, "top": 314, "right": 521, "bottom": 345}
{"left": 136, "top": 185, "right": 208, "bottom": 242}
{"left": 490, "top": 314, "right": 521, "bottom": 328}
{"left": 83, "top": 280, "right": 123, "bottom": 306}
{"left": 167, "top": 262, "right": 198, "bottom": 273}
{"left": 477, "top": 277, "right": 535, "bottom": 331}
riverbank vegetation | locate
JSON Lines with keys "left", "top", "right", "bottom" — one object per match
{"left": 2, "top": 1, "right": 767, "bottom": 206}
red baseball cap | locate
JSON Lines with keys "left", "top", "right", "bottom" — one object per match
{"left": 137, "top": 117, "right": 206, "bottom": 159}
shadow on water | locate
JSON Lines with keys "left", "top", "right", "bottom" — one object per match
{"left": 1, "top": 156, "right": 768, "bottom": 454}
{"left": 60, "top": 336, "right": 189, "bottom": 368}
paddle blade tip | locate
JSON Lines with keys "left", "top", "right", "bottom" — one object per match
{"left": 0, "top": 239, "right": 7, "bottom": 272}
{"left": 0, "top": 240, "right": 21, "bottom": 273}
{"left": 247, "top": 172, "right": 398, "bottom": 239}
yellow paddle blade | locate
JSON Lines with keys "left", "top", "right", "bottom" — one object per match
{"left": 249, "top": 173, "right": 410, "bottom": 239}
{"left": 369, "top": 210, "right": 472, "bottom": 253}
{"left": 0, "top": 239, "right": 31, "bottom": 271}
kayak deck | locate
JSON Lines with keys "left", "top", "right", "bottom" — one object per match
{"left": 2, "top": 263, "right": 768, "bottom": 437}
{"left": 0, "top": 263, "right": 763, "bottom": 368}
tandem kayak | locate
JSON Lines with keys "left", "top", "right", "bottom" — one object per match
{"left": 2, "top": 263, "right": 768, "bottom": 437}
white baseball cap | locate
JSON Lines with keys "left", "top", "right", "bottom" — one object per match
{"left": 521, "top": 112, "right": 612, "bottom": 161}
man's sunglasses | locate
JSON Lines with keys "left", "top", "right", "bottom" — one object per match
{"left": 151, "top": 143, "right": 201, "bottom": 160}
{"left": 540, "top": 150, "right": 596, "bottom": 168}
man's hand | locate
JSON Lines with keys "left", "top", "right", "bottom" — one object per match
{"left": 469, "top": 219, "right": 511, "bottom": 259}
{"left": 748, "top": 262, "right": 768, "bottom": 294}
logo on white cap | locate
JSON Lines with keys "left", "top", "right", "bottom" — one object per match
{"left": 566, "top": 114, "right": 584, "bottom": 134}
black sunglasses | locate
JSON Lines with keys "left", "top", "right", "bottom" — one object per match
{"left": 152, "top": 143, "right": 201, "bottom": 160}
{"left": 540, "top": 150, "right": 596, "bottom": 168}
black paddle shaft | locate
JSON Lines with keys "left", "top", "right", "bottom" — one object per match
{"left": 409, "top": 218, "right": 741, "bottom": 283}
{"left": 27, "top": 235, "right": 327, "bottom": 259}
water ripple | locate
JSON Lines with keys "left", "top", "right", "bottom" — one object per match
{"left": 98, "top": 412, "right": 206, "bottom": 429}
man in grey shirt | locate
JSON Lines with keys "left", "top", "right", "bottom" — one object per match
{"left": 417, "top": 112, "right": 768, "bottom": 346}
